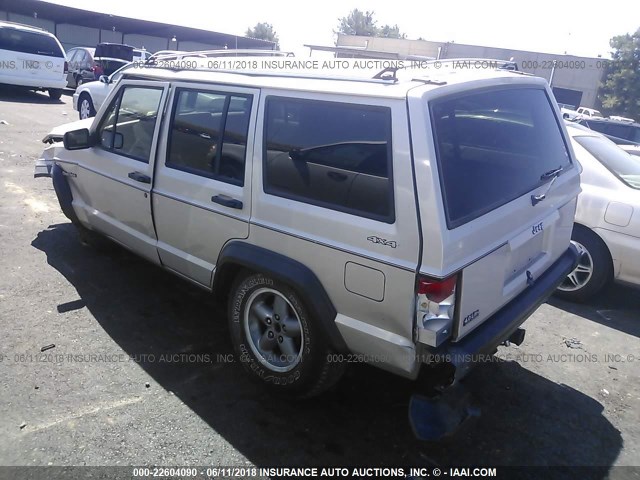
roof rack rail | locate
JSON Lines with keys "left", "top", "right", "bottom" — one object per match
{"left": 126, "top": 66, "right": 401, "bottom": 86}
{"left": 146, "top": 49, "right": 293, "bottom": 64}
{"left": 0, "top": 20, "right": 47, "bottom": 32}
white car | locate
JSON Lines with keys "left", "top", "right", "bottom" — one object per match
{"left": 556, "top": 123, "right": 640, "bottom": 301}
{"left": 72, "top": 63, "right": 132, "bottom": 119}
{"left": 576, "top": 107, "right": 604, "bottom": 119}
{"left": 0, "top": 21, "right": 66, "bottom": 99}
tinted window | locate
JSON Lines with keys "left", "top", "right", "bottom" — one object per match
{"left": 167, "top": 89, "right": 252, "bottom": 185}
{"left": 97, "top": 86, "right": 163, "bottom": 162}
{"left": 0, "top": 27, "right": 64, "bottom": 58}
{"left": 575, "top": 135, "right": 640, "bottom": 189}
{"left": 263, "top": 97, "right": 394, "bottom": 222}
{"left": 431, "top": 88, "right": 571, "bottom": 228}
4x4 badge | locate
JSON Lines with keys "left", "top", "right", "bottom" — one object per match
{"left": 367, "top": 236, "right": 397, "bottom": 248}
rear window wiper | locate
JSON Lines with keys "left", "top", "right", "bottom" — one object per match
{"left": 532, "top": 166, "right": 565, "bottom": 206}
{"left": 540, "top": 165, "right": 564, "bottom": 180}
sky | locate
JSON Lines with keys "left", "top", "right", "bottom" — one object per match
{"left": 49, "top": 0, "right": 639, "bottom": 58}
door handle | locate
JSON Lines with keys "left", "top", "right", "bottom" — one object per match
{"left": 128, "top": 171, "right": 151, "bottom": 184}
{"left": 327, "top": 171, "right": 348, "bottom": 181}
{"left": 211, "top": 194, "right": 243, "bottom": 209}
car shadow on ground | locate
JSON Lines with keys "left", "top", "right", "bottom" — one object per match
{"left": 0, "top": 85, "right": 68, "bottom": 105}
{"left": 548, "top": 284, "right": 640, "bottom": 339}
{"left": 31, "top": 223, "right": 622, "bottom": 475}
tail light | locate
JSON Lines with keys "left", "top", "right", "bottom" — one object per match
{"left": 415, "top": 273, "right": 458, "bottom": 347}
{"left": 63, "top": 61, "right": 68, "bottom": 73}
{"left": 92, "top": 63, "right": 103, "bottom": 77}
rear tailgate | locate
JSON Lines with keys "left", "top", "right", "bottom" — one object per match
{"left": 409, "top": 76, "right": 581, "bottom": 344}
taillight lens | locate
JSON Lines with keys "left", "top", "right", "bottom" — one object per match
{"left": 92, "top": 63, "right": 103, "bottom": 77}
{"left": 415, "top": 273, "right": 458, "bottom": 347}
{"left": 63, "top": 61, "right": 68, "bottom": 73}
{"left": 417, "top": 275, "right": 457, "bottom": 303}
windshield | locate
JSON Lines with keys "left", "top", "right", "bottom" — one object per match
{"left": 431, "top": 87, "right": 571, "bottom": 228}
{"left": 574, "top": 135, "right": 640, "bottom": 189}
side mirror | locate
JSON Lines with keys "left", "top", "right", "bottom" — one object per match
{"left": 100, "top": 131, "right": 124, "bottom": 149}
{"left": 99, "top": 75, "right": 110, "bottom": 84}
{"left": 63, "top": 128, "right": 92, "bottom": 150}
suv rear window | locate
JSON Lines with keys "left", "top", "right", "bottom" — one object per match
{"left": 431, "top": 87, "right": 571, "bottom": 228}
{"left": 0, "top": 27, "right": 64, "bottom": 58}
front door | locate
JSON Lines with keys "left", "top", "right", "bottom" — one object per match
{"left": 73, "top": 80, "right": 170, "bottom": 262}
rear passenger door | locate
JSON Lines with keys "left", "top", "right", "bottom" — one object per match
{"left": 152, "top": 84, "right": 258, "bottom": 287}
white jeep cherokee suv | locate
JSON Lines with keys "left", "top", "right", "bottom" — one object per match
{"left": 36, "top": 60, "right": 581, "bottom": 397}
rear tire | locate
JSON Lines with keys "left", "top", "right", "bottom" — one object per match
{"left": 555, "top": 225, "right": 613, "bottom": 302}
{"left": 228, "top": 272, "right": 345, "bottom": 398}
{"left": 48, "top": 89, "right": 63, "bottom": 100}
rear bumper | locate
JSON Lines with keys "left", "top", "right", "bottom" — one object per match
{"left": 426, "top": 243, "right": 580, "bottom": 380}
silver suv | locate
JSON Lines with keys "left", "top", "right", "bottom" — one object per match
{"left": 36, "top": 57, "right": 581, "bottom": 397}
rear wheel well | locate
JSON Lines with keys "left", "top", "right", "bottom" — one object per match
{"left": 213, "top": 262, "right": 247, "bottom": 303}
{"left": 573, "top": 223, "right": 613, "bottom": 265}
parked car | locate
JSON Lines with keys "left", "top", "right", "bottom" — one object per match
{"left": 0, "top": 20, "right": 66, "bottom": 99}
{"left": 133, "top": 48, "right": 151, "bottom": 62}
{"left": 556, "top": 123, "right": 640, "bottom": 301}
{"left": 65, "top": 43, "right": 133, "bottom": 90}
{"left": 35, "top": 59, "right": 580, "bottom": 398}
{"left": 72, "top": 63, "right": 132, "bottom": 119}
{"left": 609, "top": 115, "right": 635, "bottom": 123}
{"left": 576, "top": 107, "right": 604, "bottom": 119}
{"left": 577, "top": 117, "right": 640, "bottom": 148}
{"left": 557, "top": 103, "right": 579, "bottom": 121}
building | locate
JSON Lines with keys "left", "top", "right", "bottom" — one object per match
{"left": 333, "top": 34, "right": 605, "bottom": 108}
{"left": 0, "top": 0, "right": 275, "bottom": 54}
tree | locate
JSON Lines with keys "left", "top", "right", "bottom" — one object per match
{"left": 245, "top": 22, "right": 279, "bottom": 48}
{"left": 378, "top": 24, "right": 406, "bottom": 39}
{"left": 599, "top": 28, "right": 640, "bottom": 119}
{"left": 335, "top": 9, "right": 378, "bottom": 37}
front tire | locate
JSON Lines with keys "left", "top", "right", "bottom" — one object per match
{"left": 48, "top": 88, "right": 63, "bottom": 100}
{"left": 556, "top": 225, "right": 613, "bottom": 302}
{"left": 228, "top": 272, "right": 344, "bottom": 398}
{"left": 78, "top": 93, "right": 96, "bottom": 120}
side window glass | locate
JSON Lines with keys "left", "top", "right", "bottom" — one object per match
{"left": 167, "top": 89, "right": 252, "bottom": 186}
{"left": 97, "top": 86, "right": 163, "bottom": 162}
{"left": 263, "top": 97, "right": 394, "bottom": 222}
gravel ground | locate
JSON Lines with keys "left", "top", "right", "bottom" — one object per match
{"left": 0, "top": 86, "right": 638, "bottom": 478}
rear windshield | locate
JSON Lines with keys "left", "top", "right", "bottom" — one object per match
{"left": 574, "top": 135, "right": 640, "bottom": 189}
{"left": 431, "top": 87, "right": 571, "bottom": 228}
{"left": 0, "top": 27, "right": 64, "bottom": 58}
{"left": 95, "top": 43, "right": 133, "bottom": 61}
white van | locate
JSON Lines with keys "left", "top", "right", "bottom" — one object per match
{"left": 0, "top": 21, "right": 67, "bottom": 99}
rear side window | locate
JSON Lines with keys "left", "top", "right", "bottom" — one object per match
{"left": 263, "top": 97, "right": 394, "bottom": 223}
{"left": 167, "top": 89, "right": 252, "bottom": 186}
{"left": 0, "top": 27, "right": 64, "bottom": 58}
{"left": 431, "top": 87, "right": 571, "bottom": 228}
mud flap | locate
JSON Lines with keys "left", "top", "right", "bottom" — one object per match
{"left": 408, "top": 384, "right": 480, "bottom": 441}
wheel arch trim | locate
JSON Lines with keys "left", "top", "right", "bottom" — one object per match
{"left": 214, "top": 241, "right": 348, "bottom": 352}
